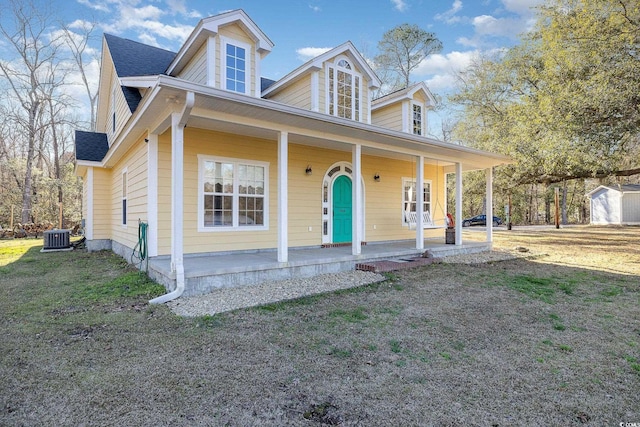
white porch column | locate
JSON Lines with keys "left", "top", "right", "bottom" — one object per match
{"left": 455, "top": 162, "right": 463, "bottom": 246}
{"left": 485, "top": 167, "right": 493, "bottom": 246}
{"left": 170, "top": 92, "right": 194, "bottom": 291}
{"left": 278, "top": 131, "right": 288, "bottom": 263}
{"left": 352, "top": 144, "right": 362, "bottom": 255}
{"left": 416, "top": 156, "right": 424, "bottom": 250}
{"left": 85, "top": 167, "right": 94, "bottom": 240}
{"left": 147, "top": 134, "right": 158, "bottom": 257}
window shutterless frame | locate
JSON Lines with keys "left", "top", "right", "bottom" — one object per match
{"left": 197, "top": 155, "right": 269, "bottom": 232}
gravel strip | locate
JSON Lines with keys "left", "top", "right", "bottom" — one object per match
{"left": 440, "top": 247, "right": 542, "bottom": 264}
{"left": 168, "top": 249, "right": 540, "bottom": 317}
{"left": 167, "top": 270, "right": 385, "bottom": 316}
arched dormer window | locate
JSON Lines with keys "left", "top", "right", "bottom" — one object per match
{"left": 327, "top": 57, "right": 361, "bottom": 121}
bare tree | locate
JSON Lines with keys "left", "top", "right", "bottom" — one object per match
{"left": 374, "top": 23, "right": 442, "bottom": 92}
{"left": 0, "top": 0, "right": 65, "bottom": 223}
{"left": 60, "top": 20, "right": 99, "bottom": 131}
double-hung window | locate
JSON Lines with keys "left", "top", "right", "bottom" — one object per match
{"left": 402, "top": 178, "right": 431, "bottom": 225}
{"left": 327, "top": 58, "right": 361, "bottom": 121}
{"left": 199, "top": 155, "right": 268, "bottom": 231}
{"left": 222, "top": 37, "right": 250, "bottom": 94}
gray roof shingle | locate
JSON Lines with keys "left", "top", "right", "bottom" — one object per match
{"left": 104, "top": 34, "right": 177, "bottom": 113}
{"left": 75, "top": 130, "right": 109, "bottom": 162}
{"left": 104, "top": 33, "right": 177, "bottom": 77}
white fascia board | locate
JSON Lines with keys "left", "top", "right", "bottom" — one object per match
{"left": 120, "top": 75, "right": 159, "bottom": 89}
{"left": 166, "top": 9, "right": 273, "bottom": 76}
{"left": 263, "top": 41, "right": 380, "bottom": 97}
{"left": 372, "top": 82, "right": 436, "bottom": 111}
{"left": 586, "top": 185, "right": 611, "bottom": 197}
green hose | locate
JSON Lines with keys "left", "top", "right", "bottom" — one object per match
{"left": 131, "top": 220, "right": 148, "bottom": 272}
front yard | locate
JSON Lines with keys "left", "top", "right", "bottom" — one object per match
{"left": 1, "top": 226, "right": 638, "bottom": 426}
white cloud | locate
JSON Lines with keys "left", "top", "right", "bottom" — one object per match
{"left": 435, "top": 0, "right": 463, "bottom": 24}
{"left": 414, "top": 50, "right": 478, "bottom": 92}
{"left": 472, "top": 14, "right": 526, "bottom": 37}
{"left": 165, "top": 0, "right": 202, "bottom": 18}
{"left": 296, "top": 47, "right": 332, "bottom": 62}
{"left": 97, "top": 1, "right": 194, "bottom": 46}
{"left": 76, "top": 0, "right": 110, "bottom": 13}
{"left": 309, "top": 4, "right": 321, "bottom": 12}
{"left": 391, "top": 0, "right": 408, "bottom": 12}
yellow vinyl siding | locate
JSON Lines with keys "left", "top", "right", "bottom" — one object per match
{"left": 183, "top": 128, "right": 276, "bottom": 253}
{"left": 267, "top": 75, "right": 312, "bottom": 110}
{"left": 288, "top": 145, "right": 351, "bottom": 247}
{"left": 360, "top": 78, "right": 370, "bottom": 122}
{"left": 157, "top": 133, "right": 172, "bottom": 256}
{"left": 92, "top": 167, "right": 111, "bottom": 239}
{"left": 111, "top": 138, "right": 148, "bottom": 249}
{"left": 178, "top": 43, "right": 207, "bottom": 85}
{"left": 363, "top": 157, "right": 446, "bottom": 242}
{"left": 317, "top": 67, "right": 326, "bottom": 113}
{"left": 155, "top": 128, "right": 448, "bottom": 255}
{"left": 107, "top": 77, "right": 133, "bottom": 143}
{"left": 371, "top": 103, "right": 403, "bottom": 132}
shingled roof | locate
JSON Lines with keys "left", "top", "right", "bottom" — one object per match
{"left": 75, "top": 130, "right": 109, "bottom": 162}
{"left": 104, "top": 34, "right": 177, "bottom": 113}
{"left": 104, "top": 33, "right": 176, "bottom": 77}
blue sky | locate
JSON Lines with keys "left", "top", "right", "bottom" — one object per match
{"left": 2, "top": 0, "right": 544, "bottom": 136}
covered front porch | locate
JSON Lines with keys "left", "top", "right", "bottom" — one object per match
{"left": 147, "top": 238, "right": 491, "bottom": 297}
{"left": 135, "top": 82, "right": 509, "bottom": 303}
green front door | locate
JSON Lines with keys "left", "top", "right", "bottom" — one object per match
{"left": 332, "top": 175, "right": 352, "bottom": 243}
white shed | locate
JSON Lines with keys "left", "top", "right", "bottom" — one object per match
{"left": 587, "top": 184, "right": 640, "bottom": 225}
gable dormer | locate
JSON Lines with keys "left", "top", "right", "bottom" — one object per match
{"left": 371, "top": 82, "right": 436, "bottom": 136}
{"left": 168, "top": 9, "right": 273, "bottom": 98}
{"left": 263, "top": 42, "right": 381, "bottom": 124}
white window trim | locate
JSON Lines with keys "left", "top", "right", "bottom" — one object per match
{"left": 325, "top": 56, "right": 363, "bottom": 122}
{"left": 220, "top": 36, "right": 251, "bottom": 96}
{"left": 401, "top": 177, "right": 432, "bottom": 226}
{"left": 197, "top": 155, "right": 269, "bottom": 232}
{"left": 121, "top": 168, "right": 128, "bottom": 228}
{"left": 411, "top": 101, "right": 424, "bottom": 136}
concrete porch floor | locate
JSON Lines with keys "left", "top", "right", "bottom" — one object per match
{"left": 147, "top": 239, "right": 491, "bottom": 297}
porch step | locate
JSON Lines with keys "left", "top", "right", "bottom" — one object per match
{"left": 355, "top": 256, "right": 437, "bottom": 273}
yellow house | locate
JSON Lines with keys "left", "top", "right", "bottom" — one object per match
{"left": 75, "top": 9, "right": 510, "bottom": 302}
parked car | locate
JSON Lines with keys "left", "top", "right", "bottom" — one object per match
{"left": 462, "top": 214, "right": 502, "bottom": 227}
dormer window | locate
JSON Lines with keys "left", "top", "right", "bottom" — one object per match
{"left": 327, "top": 57, "right": 361, "bottom": 121}
{"left": 412, "top": 102, "right": 423, "bottom": 135}
{"left": 222, "top": 37, "right": 250, "bottom": 95}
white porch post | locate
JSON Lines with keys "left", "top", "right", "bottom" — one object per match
{"left": 85, "top": 167, "right": 94, "bottom": 240}
{"left": 455, "top": 162, "right": 463, "bottom": 246}
{"left": 170, "top": 92, "right": 194, "bottom": 290}
{"left": 278, "top": 131, "right": 288, "bottom": 263}
{"left": 147, "top": 134, "right": 158, "bottom": 257}
{"left": 485, "top": 167, "right": 493, "bottom": 246}
{"left": 416, "top": 156, "right": 424, "bottom": 250}
{"left": 352, "top": 144, "right": 362, "bottom": 255}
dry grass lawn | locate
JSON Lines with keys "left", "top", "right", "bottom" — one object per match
{"left": 1, "top": 226, "right": 639, "bottom": 426}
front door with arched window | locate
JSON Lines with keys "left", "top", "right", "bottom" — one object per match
{"left": 332, "top": 175, "right": 352, "bottom": 243}
{"left": 321, "top": 162, "right": 365, "bottom": 245}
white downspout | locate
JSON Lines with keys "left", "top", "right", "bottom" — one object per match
{"left": 150, "top": 91, "right": 194, "bottom": 305}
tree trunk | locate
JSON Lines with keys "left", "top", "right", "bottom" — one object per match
{"left": 21, "top": 103, "right": 38, "bottom": 223}
{"left": 561, "top": 180, "right": 568, "bottom": 225}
